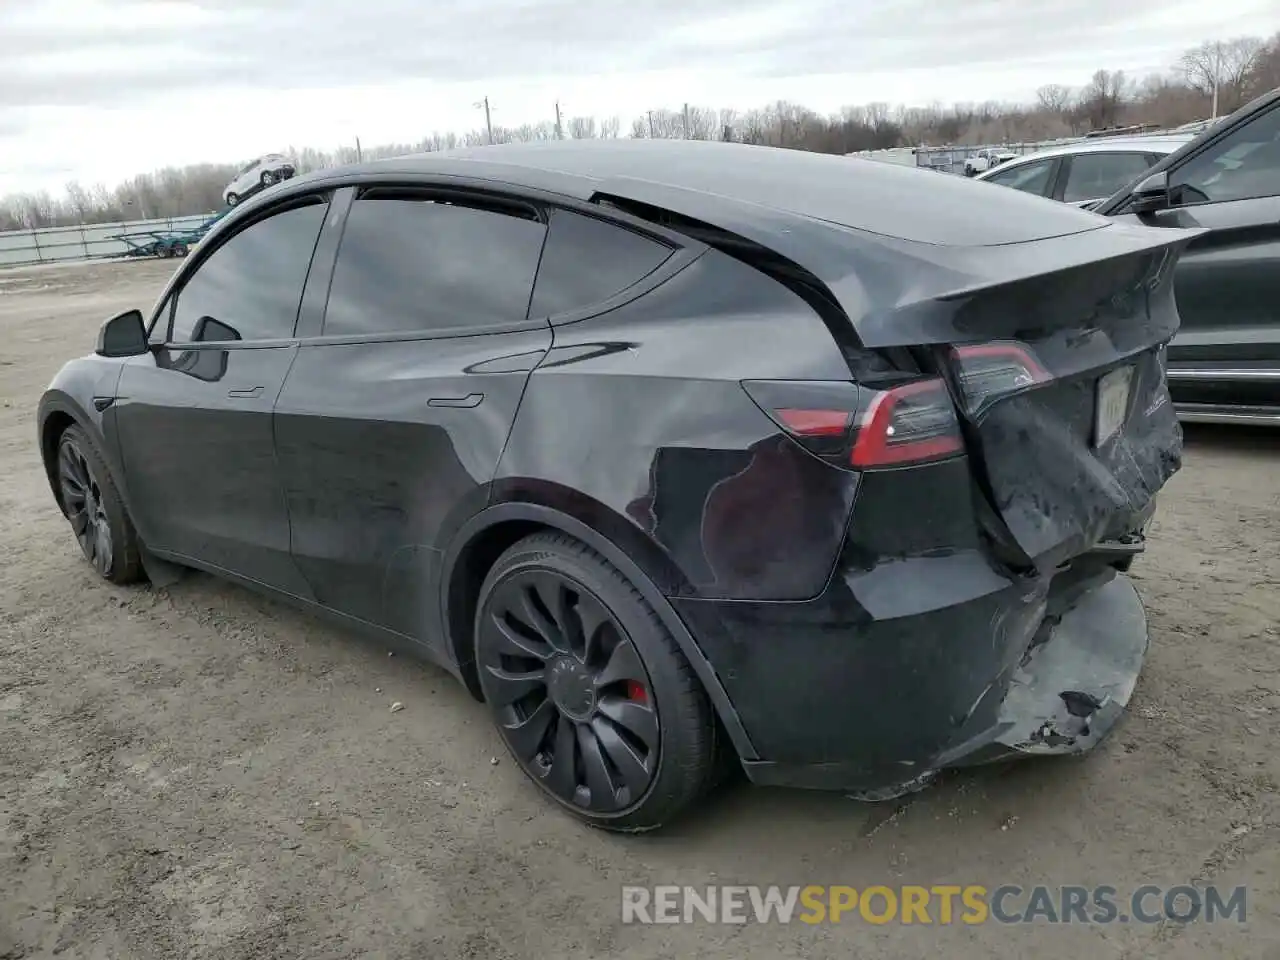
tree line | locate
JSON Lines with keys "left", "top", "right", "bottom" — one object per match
{"left": 3, "top": 32, "right": 1277, "bottom": 232}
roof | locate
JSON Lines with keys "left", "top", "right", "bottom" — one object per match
{"left": 219, "top": 137, "right": 1202, "bottom": 352}
{"left": 289, "top": 137, "right": 1112, "bottom": 248}
{"left": 975, "top": 135, "right": 1195, "bottom": 178}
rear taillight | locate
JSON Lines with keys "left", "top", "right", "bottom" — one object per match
{"left": 850, "top": 379, "right": 963, "bottom": 467}
{"left": 742, "top": 378, "right": 963, "bottom": 470}
{"left": 951, "top": 341, "right": 1049, "bottom": 415}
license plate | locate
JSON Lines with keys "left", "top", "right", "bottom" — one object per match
{"left": 1094, "top": 366, "right": 1133, "bottom": 447}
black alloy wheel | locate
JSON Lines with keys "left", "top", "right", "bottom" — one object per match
{"left": 475, "top": 533, "right": 719, "bottom": 831}
{"left": 55, "top": 426, "right": 142, "bottom": 584}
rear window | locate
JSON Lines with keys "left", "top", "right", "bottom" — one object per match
{"left": 1062, "top": 152, "right": 1155, "bottom": 203}
{"left": 984, "top": 158, "right": 1055, "bottom": 196}
{"left": 528, "top": 209, "right": 674, "bottom": 320}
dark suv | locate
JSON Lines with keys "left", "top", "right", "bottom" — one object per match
{"left": 40, "top": 140, "right": 1194, "bottom": 830}
{"left": 1095, "top": 86, "right": 1280, "bottom": 425}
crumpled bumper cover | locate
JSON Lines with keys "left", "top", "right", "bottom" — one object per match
{"left": 932, "top": 572, "right": 1147, "bottom": 766}
{"left": 739, "top": 572, "right": 1148, "bottom": 795}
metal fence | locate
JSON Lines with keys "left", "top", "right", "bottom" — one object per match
{"left": 0, "top": 213, "right": 214, "bottom": 268}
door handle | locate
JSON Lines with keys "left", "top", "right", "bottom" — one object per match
{"left": 227, "top": 385, "right": 265, "bottom": 398}
{"left": 427, "top": 393, "right": 484, "bottom": 408}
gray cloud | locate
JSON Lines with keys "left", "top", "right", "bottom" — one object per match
{"left": 1, "top": 0, "right": 1272, "bottom": 118}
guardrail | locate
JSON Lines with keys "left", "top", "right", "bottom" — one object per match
{"left": 0, "top": 214, "right": 214, "bottom": 268}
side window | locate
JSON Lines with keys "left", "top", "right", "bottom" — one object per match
{"left": 1061, "top": 152, "right": 1156, "bottom": 203}
{"left": 323, "top": 194, "right": 547, "bottom": 337}
{"left": 984, "top": 158, "right": 1054, "bottom": 195}
{"left": 1171, "top": 105, "right": 1280, "bottom": 206}
{"left": 528, "top": 209, "right": 674, "bottom": 320}
{"left": 170, "top": 202, "right": 326, "bottom": 343}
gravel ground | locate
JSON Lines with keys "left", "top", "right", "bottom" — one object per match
{"left": 1, "top": 259, "right": 1277, "bottom": 959}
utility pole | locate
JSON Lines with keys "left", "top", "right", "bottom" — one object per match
{"left": 1210, "top": 42, "right": 1222, "bottom": 120}
{"left": 683, "top": 102, "right": 691, "bottom": 139}
{"left": 474, "top": 97, "right": 494, "bottom": 144}
{"left": 355, "top": 136, "right": 362, "bottom": 162}
{"left": 647, "top": 110, "right": 654, "bottom": 138}
{"left": 555, "top": 101, "right": 563, "bottom": 139}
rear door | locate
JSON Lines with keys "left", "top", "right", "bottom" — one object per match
{"left": 114, "top": 196, "right": 328, "bottom": 593}
{"left": 274, "top": 187, "right": 551, "bottom": 644}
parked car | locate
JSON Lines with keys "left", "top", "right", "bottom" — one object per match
{"left": 975, "top": 135, "right": 1193, "bottom": 208}
{"left": 962, "top": 148, "right": 1018, "bottom": 176}
{"left": 223, "top": 153, "right": 296, "bottom": 207}
{"left": 1094, "top": 87, "right": 1280, "bottom": 426}
{"left": 39, "top": 140, "right": 1195, "bottom": 830}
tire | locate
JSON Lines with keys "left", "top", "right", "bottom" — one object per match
{"left": 260, "top": 171, "right": 277, "bottom": 187}
{"left": 474, "top": 532, "right": 718, "bottom": 832}
{"left": 54, "top": 425, "right": 143, "bottom": 585}
{"left": 173, "top": 242, "right": 188, "bottom": 258}
{"left": 225, "top": 192, "right": 240, "bottom": 207}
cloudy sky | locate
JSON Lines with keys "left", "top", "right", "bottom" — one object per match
{"left": 2, "top": 0, "right": 1276, "bottom": 195}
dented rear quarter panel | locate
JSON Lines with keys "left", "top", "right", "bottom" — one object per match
{"left": 493, "top": 247, "right": 861, "bottom": 603}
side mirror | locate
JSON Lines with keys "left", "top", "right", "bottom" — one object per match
{"left": 95, "top": 309, "right": 148, "bottom": 357}
{"left": 190, "top": 315, "right": 241, "bottom": 343}
{"left": 1129, "top": 170, "right": 1171, "bottom": 214}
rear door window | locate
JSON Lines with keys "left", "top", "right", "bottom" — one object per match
{"left": 1061, "top": 152, "right": 1156, "bottom": 203}
{"left": 323, "top": 193, "right": 547, "bottom": 337}
{"left": 984, "top": 158, "right": 1055, "bottom": 196}
{"left": 528, "top": 209, "right": 674, "bottom": 320}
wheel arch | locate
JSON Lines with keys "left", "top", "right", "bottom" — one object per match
{"left": 439, "top": 494, "right": 756, "bottom": 760}
{"left": 37, "top": 392, "right": 96, "bottom": 511}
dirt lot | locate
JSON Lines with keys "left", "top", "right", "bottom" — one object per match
{"left": 0, "top": 259, "right": 1277, "bottom": 959}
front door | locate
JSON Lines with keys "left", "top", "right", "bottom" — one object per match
{"left": 274, "top": 188, "right": 552, "bottom": 644}
{"left": 114, "top": 198, "right": 329, "bottom": 594}
{"left": 1115, "top": 100, "right": 1280, "bottom": 409}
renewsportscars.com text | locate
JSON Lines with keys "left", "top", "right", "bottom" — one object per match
{"left": 621, "top": 884, "right": 1247, "bottom": 926}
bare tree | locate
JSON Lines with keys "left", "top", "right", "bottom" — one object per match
{"left": 1245, "top": 32, "right": 1280, "bottom": 98}
{"left": 568, "top": 116, "right": 597, "bottom": 139}
{"left": 1180, "top": 37, "right": 1264, "bottom": 114}
{"left": 1036, "top": 84, "right": 1073, "bottom": 115}
{"left": 1076, "top": 69, "right": 1129, "bottom": 130}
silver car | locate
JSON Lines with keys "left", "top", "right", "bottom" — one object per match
{"left": 222, "top": 153, "right": 296, "bottom": 207}
{"left": 975, "top": 135, "right": 1194, "bottom": 208}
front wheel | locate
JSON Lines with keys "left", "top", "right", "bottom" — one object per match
{"left": 260, "top": 171, "right": 277, "bottom": 187}
{"left": 474, "top": 532, "right": 719, "bottom": 832}
{"left": 55, "top": 425, "right": 143, "bottom": 584}
{"left": 225, "top": 192, "right": 240, "bottom": 207}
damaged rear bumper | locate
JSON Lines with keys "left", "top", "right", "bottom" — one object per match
{"left": 931, "top": 572, "right": 1147, "bottom": 768}
{"left": 674, "top": 558, "right": 1150, "bottom": 798}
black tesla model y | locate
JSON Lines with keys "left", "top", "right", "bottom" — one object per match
{"left": 39, "top": 140, "right": 1196, "bottom": 831}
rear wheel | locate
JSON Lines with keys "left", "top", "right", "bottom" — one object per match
{"left": 225, "top": 192, "right": 240, "bottom": 207}
{"left": 474, "top": 532, "right": 718, "bottom": 832}
{"left": 55, "top": 425, "right": 142, "bottom": 584}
